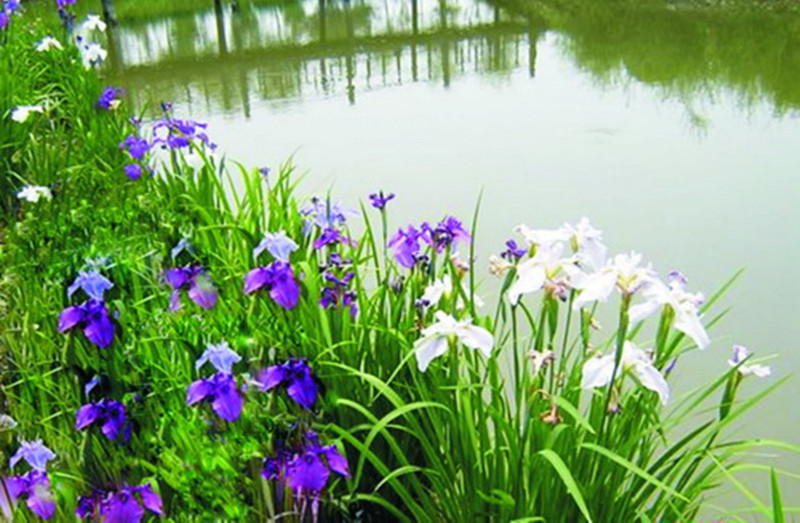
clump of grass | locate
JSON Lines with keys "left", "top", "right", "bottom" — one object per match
{"left": 0, "top": 2, "right": 796, "bottom": 521}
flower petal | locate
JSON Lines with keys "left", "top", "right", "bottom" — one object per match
{"left": 414, "top": 335, "right": 449, "bottom": 372}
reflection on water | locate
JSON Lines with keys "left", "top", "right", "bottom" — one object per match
{"left": 103, "top": 0, "right": 800, "bottom": 119}
{"left": 110, "top": 0, "right": 534, "bottom": 113}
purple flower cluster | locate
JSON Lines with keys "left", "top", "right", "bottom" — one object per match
{"left": 312, "top": 227, "right": 354, "bottom": 249}
{"left": 368, "top": 190, "right": 395, "bottom": 210}
{"left": 96, "top": 86, "right": 123, "bottom": 111}
{"left": 501, "top": 239, "right": 527, "bottom": 261}
{"left": 388, "top": 216, "right": 470, "bottom": 269}
{"left": 76, "top": 399, "right": 130, "bottom": 442}
{"left": 165, "top": 264, "right": 218, "bottom": 311}
{"left": 262, "top": 431, "right": 349, "bottom": 519}
{"left": 119, "top": 133, "right": 151, "bottom": 180}
{"left": 301, "top": 197, "right": 356, "bottom": 234}
{"left": 244, "top": 261, "right": 300, "bottom": 310}
{"left": 5, "top": 441, "right": 57, "bottom": 519}
{"left": 55, "top": 0, "right": 76, "bottom": 29}
{"left": 187, "top": 342, "right": 244, "bottom": 422}
{"left": 320, "top": 270, "right": 357, "bottom": 318}
{"left": 1, "top": 1, "right": 21, "bottom": 30}
{"left": 76, "top": 483, "right": 162, "bottom": 521}
{"left": 153, "top": 116, "right": 214, "bottom": 150}
{"left": 59, "top": 271, "right": 115, "bottom": 348}
{"left": 258, "top": 358, "right": 318, "bottom": 410}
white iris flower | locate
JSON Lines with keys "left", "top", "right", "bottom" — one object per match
{"left": 413, "top": 311, "right": 493, "bottom": 372}
{"left": 581, "top": 341, "right": 670, "bottom": 405}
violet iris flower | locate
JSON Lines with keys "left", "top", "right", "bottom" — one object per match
{"left": 253, "top": 231, "right": 298, "bottom": 262}
{"left": 388, "top": 225, "right": 428, "bottom": 269}
{"left": 244, "top": 260, "right": 300, "bottom": 310}
{"left": 258, "top": 358, "right": 317, "bottom": 410}
{"left": 67, "top": 270, "right": 113, "bottom": 300}
{"left": 9, "top": 440, "right": 56, "bottom": 471}
{"left": 123, "top": 164, "right": 142, "bottom": 180}
{"left": 76, "top": 483, "right": 162, "bottom": 521}
{"left": 423, "top": 216, "right": 471, "bottom": 253}
{"left": 368, "top": 191, "right": 395, "bottom": 210}
{"left": 501, "top": 239, "right": 527, "bottom": 261}
{"left": 119, "top": 134, "right": 150, "bottom": 161}
{"left": 59, "top": 298, "right": 114, "bottom": 348}
{"left": 262, "top": 431, "right": 349, "bottom": 496}
{"left": 5, "top": 470, "right": 56, "bottom": 519}
{"left": 76, "top": 399, "right": 129, "bottom": 441}
{"left": 187, "top": 342, "right": 243, "bottom": 422}
{"left": 195, "top": 341, "right": 241, "bottom": 374}
{"left": 96, "top": 86, "right": 123, "bottom": 110}
{"left": 165, "top": 264, "right": 218, "bottom": 311}
{"left": 320, "top": 272, "right": 357, "bottom": 317}
{"left": 186, "top": 371, "right": 243, "bottom": 422}
{"left": 6, "top": 441, "right": 57, "bottom": 519}
{"left": 171, "top": 237, "right": 194, "bottom": 260}
{"left": 312, "top": 227, "right": 355, "bottom": 249}
{"left": 153, "top": 117, "right": 213, "bottom": 150}
{"left": 300, "top": 197, "right": 355, "bottom": 232}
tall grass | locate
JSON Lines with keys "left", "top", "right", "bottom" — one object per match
{"left": 0, "top": 2, "right": 797, "bottom": 521}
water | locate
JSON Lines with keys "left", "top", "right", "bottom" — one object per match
{"left": 101, "top": 0, "right": 799, "bottom": 512}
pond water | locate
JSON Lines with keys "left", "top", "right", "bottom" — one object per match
{"left": 98, "top": 0, "right": 799, "bottom": 511}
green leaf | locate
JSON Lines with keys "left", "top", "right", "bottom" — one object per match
{"left": 538, "top": 449, "right": 594, "bottom": 522}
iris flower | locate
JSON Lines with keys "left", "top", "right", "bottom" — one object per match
{"left": 59, "top": 298, "right": 115, "bottom": 348}
{"left": 253, "top": 231, "right": 298, "bottom": 262}
{"left": 35, "top": 36, "right": 63, "bottom": 52}
{"left": 319, "top": 272, "right": 357, "bottom": 317}
{"left": 187, "top": 343, "right": 243, "bottom": 422}
{"left": 11, "top": 105, "right": 44, "bottom": 123}
{"left": 581, "top": 341, "right": 670, "bottom": 405}
{"left": 507, "top": 242, "right": 574, "bottom": 305}
{"left": 628, "top": 271, "right": 710, "bottom": 349}
{"left": 76, "top": 399, "right": 129, "bottom": 441}
{"left": 244, "top": 260, "right": 300, "bottom": 310}
{"left": 388, "top": 225, "right": 427, "bottom": 269}
{"left": 728, "top": 345, "right": 771, "bottom": 378}
{"left": 96, "top": 86, "right": 123, "bottom": 111}
{"left": 16, "top": 185, "right": 52, "bottom": 202}
{"left": 568, "top": 252, "right": 657, "bottom": 310}
{"left": 413, "top": 311, "right": 493, "bottom": 372}
{"left": 258, "top": 358, "right": 318, "bottom": 410}
{"left": 368, "top": 191, "right": 395, "bottom": 209}
{"left": 68, "top": 270, "right": 113, "bottom": 300}
{"left": 76, "top": 483, "right": 162, "bottom": 521}
{"left": 423, "top": 216, "right": 470, "bottom": 253}
{"left": 6, "top": 441, "right": 57, "bottom": 519}
{"left": 165, "top": 264, "right": 218, "bottom": 311}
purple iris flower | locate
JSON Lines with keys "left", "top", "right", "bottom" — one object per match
{"left": 253, "top": 231, "right": 298, "bottom": 262}
{"left": 67, "top": 270, "right": 113, "bottom": 300}
{"left": 59, "top": 298, "right": 115, "bottom": 348}
{"left": 153, "top": 117, "right": 213, "bottom": 150}
{"left": 300, "top": 197, "right": 356, "bottom": 233}
{"left": 259, "top": 166, "right": 270, "bottom": 178}
{"left": 5, "top": 470, "right": 56, "bottom": 519}
{"left": 312, "top": 228, "right": 355, "bottom": 249}
{"left": 388, "top": 225, "right": 428, "bottom": 269}
{"left": 368, "top": 191, "right": 395, "bottom": 210}
{"left": 195, "top": 341, "right": 241, "bottom": 374}
{"left": 320, "top": 272, "right": 357, "bottom": 318}
{"left": 423, "top": 216, "right": 471, "bottom": 253}
{"left": 258, "top": 358, "right": 317, "bottom": 410}
{"left": 119, "top": 134, "right": 150, "bottom": 161}
{"left": 9, "top": 440, "right": 56, "bottom": 471}
{"left": 186, "top": 371, "right": 243, "bottom": 422}
{"left": 501, "top": 239, "right": 527, "bottom": 261}
{"left": 76, "top": 399, "right": 129, "bottom": 441}
{"left": 123, "top": 164, "right": 142, "bottom": 180}
{"left": 244, "top": 260, "right": 300, "bottom": 310}
{"left": 84, "top": 375, "right": 102, "bottom": 396}
{"left": 165, "top": 264, "right": 218, "bottom": 311}
{"left": 76, "top": 483, "right": 162, "bottom": 521}
{"left": 4, "top": 0, "right": 19, "bottom": 12}
{"left": 263, "top": 431, "right": 349, "bottom": 494}
{"left": 96, "top": 86, "right": 124, "bottom": 110}
{"left": 0, "top": 12, "right": 9, "bottom": 30}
